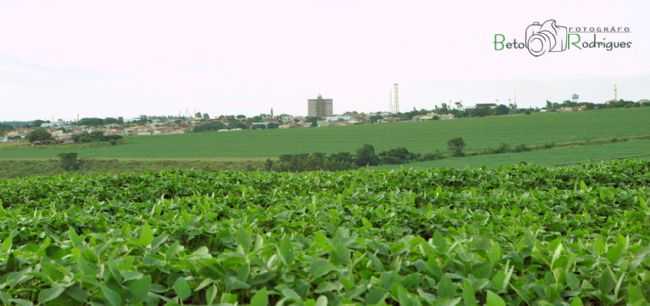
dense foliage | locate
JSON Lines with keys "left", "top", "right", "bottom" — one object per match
{"left": 193, "top": 122, "right": 228, "bottom": 133}
{"left": 26, "top": 128, "right": 54, "bottom": 144}
{"left": 269, "top": 145, "right": 438, "bottom": 171}
{"left": 0, "top": 160, "right": 649, "bottom": 305}
{"left": 72, "top": 131, "right": 123, "bottom": 144}
{"left": 76, "top": 118, "right": 124, "bottom": 127}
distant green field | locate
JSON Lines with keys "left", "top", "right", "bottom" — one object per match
{"left": 382, "top": 138, "right": 650, "bottom": 169}
{"left": 0, "top": 107, "right": 648, "bottom": 160}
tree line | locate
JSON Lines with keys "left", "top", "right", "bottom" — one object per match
{"left": 26, "top": 128, "right": 123, "bottom": 145}
{"left": 265, "top": 140, "right": 468, "bottom": 172}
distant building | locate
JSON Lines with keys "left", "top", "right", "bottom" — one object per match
{"left": 413, "top": 112, "right": 455, "bottom": 121}
{"left": 325, "top": 115, "right": 351, "bottom": 122}
{"left": 308, "top": 95, "right": 333, "bottom": 118}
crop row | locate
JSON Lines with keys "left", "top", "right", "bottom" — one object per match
{"left": 0, "top": 160, "right": 649, "bottom": 305}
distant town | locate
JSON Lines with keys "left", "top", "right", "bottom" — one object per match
{"left": 1, "top": 93, "right": 649, "bottom": 145}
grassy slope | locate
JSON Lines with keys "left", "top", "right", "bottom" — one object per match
{"left": 0, "top": 107, "right": 648, "bottom": 160}
{"left": 381, "top": 138, "right": 650, "bottom": 169}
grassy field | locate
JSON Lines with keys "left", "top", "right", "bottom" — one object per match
{"left": 381, "top": 138, "right": 650, "bottom": 169}
{"left": 0, "top": 107, "right": 648, "bottom": 160}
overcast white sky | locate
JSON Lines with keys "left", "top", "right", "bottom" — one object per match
{"left": 1, "top": 0, "right": 649, "bottom": 120}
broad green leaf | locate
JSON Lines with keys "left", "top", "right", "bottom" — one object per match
{"left": 570, "top": 297, "right": 584, "bottom": 306}
{"left": 551, "top": 243, "right": 563, "bottom": 269}
{"left": 277, "top": 238, "right": 294, "bottom": 265}
{"left": 434, "top": 298, "right": 462, "bottom": 306}
{"left": 225, "top": 276, "right": 250, "bottom": 291}
{"left": 173, "top": 277, "right": 192, "bottom": 300}
{"left": 205, "top": 285, "right": 218, "bottom": 305}
{"left": 38, "top": 286, "right": 65, "bottom": 304}
{"left": 10, "top": 299, "right": 34, "bottom": 306}
{"left": 235, "top": 227, "right": 253, "bottom": 252}
{"left": 315, "top": 295, "right": 328, "bottom": 306}
{"left": 310, "top": 258, "right": 336, "bottom": 279}
{"left": 0, "top": 291, "right": 10, "bottom": 306}
{"left": 280, "top": 287, "right": 302, "bottom": 302}
{"left": 68, "top": 228, "right": 83, "bottom": 248}
{"left": 438, "top": 274, "right": 456, "bottom": 298}
{"left": 127, "top": 275, "right": 151, "bottom": 303}
{"left": 486, "top": 291, "right": 505, "bottom": 306}
{"left": 598, "top": 267, "right": 616, "bottom": 294}
{"left": 137, "top": 223, "right": 153, "bottom": 247}
{"left": 462, "top": 280, "right": 478, "bottom": 306}
{"left": 250, "top": 288, "right": 269, "bottom": 306}
{"left": 487, "top": 242, "right": 501, "bottom": 265}
{"left": 395, "top": 285, "right": 421, "bottom": 306}
{"left": 65, "top": 285, "right": 88, "bottom": 303}
{"left": 101, "top": 285, "right": 122, "bottom": 306}
{"left": 607, "top": 235, "right": 627, "bottom": 263}
{"left": 631, "top": 245, "right": 650, "bottom": 269}
{"left": 0, "top": 234, "right": 12, "bottom": 258}
{"left": 627, "top": 285, "right": 648, "bottom": 304}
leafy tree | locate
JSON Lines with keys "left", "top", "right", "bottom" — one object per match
{"left": 193, "top": 122, "right": 227, "bottom": 132}
{"left": 58, "top": 153, "right": 81, "bottom": 171}
{"left": 494, "top": 104, "right": 510, "bottom": 115}
{"left": 469, "top": 107, "right": 492, "bottom": 117}
{"left": 328, "top": 152, "right": 356, "bottom": 170}
{"left": 264, "top": 159, "right": 274, "bottom": 170}
{"left": 356, "top": 144, "right": 380, "bottom": 166}
{"left": 78, "top": 118, "right": 105, "bottom": 126}
{"left": 378, "top": 147, "right": 418, "bottom": 164}
{"left": 227, "top": 121, "right": 248, "bottom": 129}
{"left": 305, "top": 117, "right": 318, "bottom": 127}
{"left": 0, "top": 123, "right": 14, "bottom": 132}
{"left": 103, "top": 117, "right": 123, "bottom": 125}
{"left": 419, "top": 150, "right": 445, "bottom": 161}
{"left": 29, "top": 120, "right": 49, "bottom": 128}
{"left": 104, "top": 135, "right": 123, "bottom": 145}
{"left": 369, "top": 115, "right": 383, "bottom": 123}
{"left": 73, "top": 131, "right": 122, "bottom": 144}
{"left": 26, "top": 128, "right": 53, "bottom": 144}
{"left": 447, "top": 137, "right": 466, "bottom": 157}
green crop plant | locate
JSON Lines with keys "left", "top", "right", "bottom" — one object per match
{"left": 0, "top": 160, "right": 649, "bottom": 305}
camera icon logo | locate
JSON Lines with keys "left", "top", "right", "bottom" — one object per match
{"left": 525, "top": 19, "right": 568, "bottom": 57}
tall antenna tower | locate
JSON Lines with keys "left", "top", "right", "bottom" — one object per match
{"left": 613, "top": 83, "right": 618, "bottom": 101}
{"left": 391, "top": 83, "right": 400, "bottom": 113}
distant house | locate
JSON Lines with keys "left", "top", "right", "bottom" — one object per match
{"left": 325, "top": 115, "right": 352, "bottom": 122}
{"left": 558, "top": 106, "right": 586, "bottom": 112}
{"left": 413, "top": 112, "right": 455, "bottom": 121}
{"left": 413, "top": 113, "right": 436, "bottom": 121}
{"left": 0, "top": 136, "right": 7, "bottom": 143}
{"left": 50, "top": 130, "right": 74, "bottom": 143}
{"left": 251, "top": 122, "right": 278, "bottom": 129}
{"left": 217, "top": 128, "right": 242, "bottom": 133}
{"left": 439, "top": 113, "right": 455, "bottom": 120}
